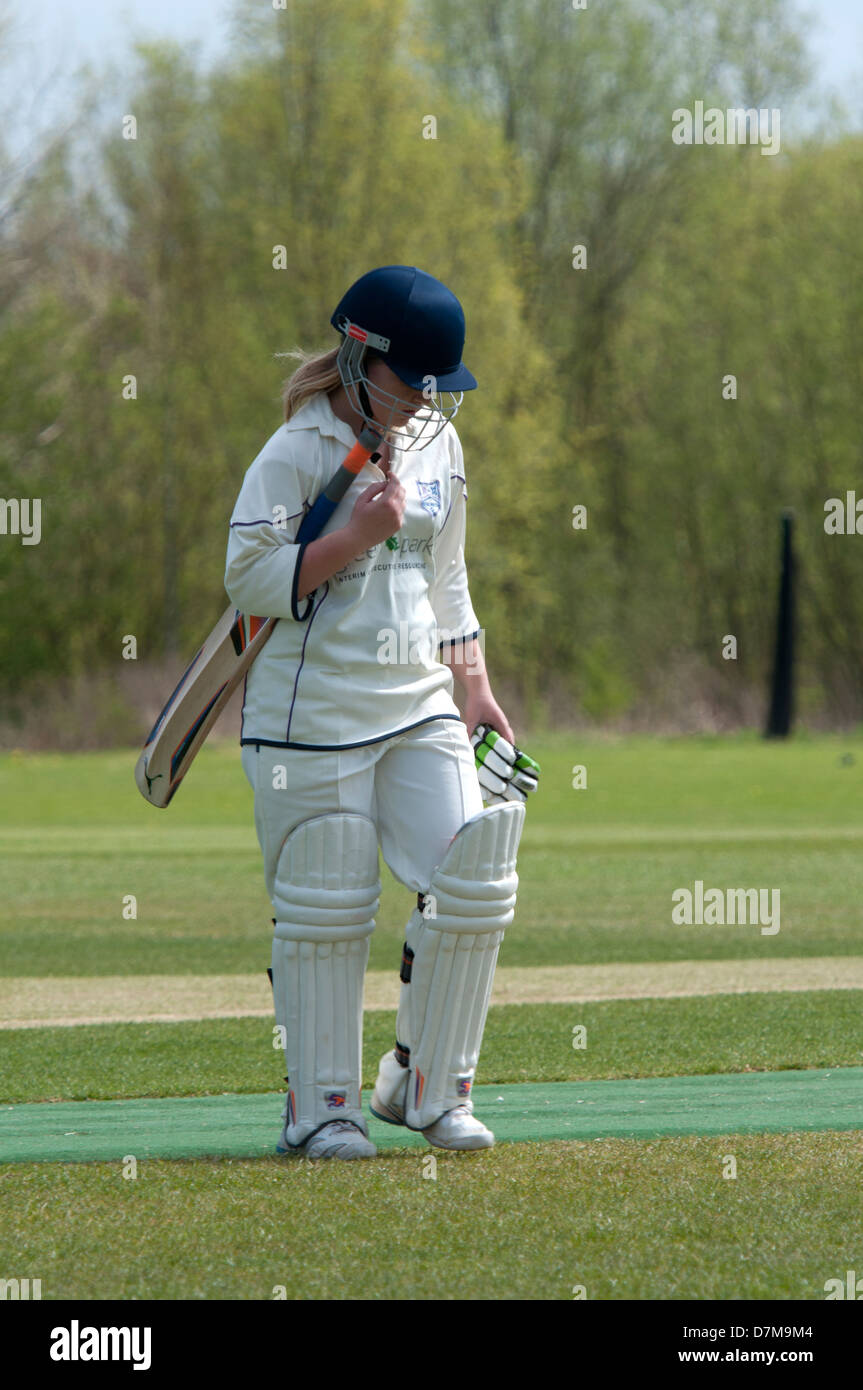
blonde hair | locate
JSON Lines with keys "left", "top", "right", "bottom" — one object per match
{"left": 278, "top": 346, "right": 342, "bottom": 423}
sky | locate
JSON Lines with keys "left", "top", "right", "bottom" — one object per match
{"left": 801, "top": 0, "right": 863, "bottom": 107}
{"left": 13, "top": 0, "right": 236, "bottom": 72}
{"left": 4, "top": 0, "right": 862, "bottom": 145}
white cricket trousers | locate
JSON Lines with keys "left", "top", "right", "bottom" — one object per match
{"left": 241, "top": 716, "right": 484, "bottom": 903}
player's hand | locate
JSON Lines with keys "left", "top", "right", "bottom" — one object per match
{"left": 347, "top": 472, "right": 406, "bottom": 549}
{"left": 463, "top": 694, "right": 515, "bottom": 744}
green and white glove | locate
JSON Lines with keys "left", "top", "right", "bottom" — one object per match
{"left": 471, "top": 723, "right": 541, "bottom": 806}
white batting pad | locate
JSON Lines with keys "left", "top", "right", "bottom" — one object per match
{"left": 272, "top": 813, "right": 380, "bottom": 1148}
{"left": 399, "top": 801, "right": 525, "bottom": 1130}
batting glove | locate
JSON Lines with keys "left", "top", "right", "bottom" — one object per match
{"left": 471, "top": 723, "right": 541, "bottom": 805}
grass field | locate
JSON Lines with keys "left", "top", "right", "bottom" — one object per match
{"left": 1, "top": 731, "right": 862, "bottom": 1300}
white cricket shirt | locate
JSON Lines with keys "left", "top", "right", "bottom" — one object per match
{"left": 224, "top": 392, "right": 481, "bottom": 749}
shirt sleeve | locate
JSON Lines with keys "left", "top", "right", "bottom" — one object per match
{"left": 428, "top": 443, "right": 481, "bottom": 650}
{"left": 224, "top": 431, "right": 322, "bottom": 622}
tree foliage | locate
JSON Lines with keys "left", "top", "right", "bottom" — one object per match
{"left": 0, "top": 0, "right": 858, "bottom": 732}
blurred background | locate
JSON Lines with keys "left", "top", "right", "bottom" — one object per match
{"left": 1, "top": 0, "right": 861, "bottom": 748}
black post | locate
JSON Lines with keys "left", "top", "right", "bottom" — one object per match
{"left": 765, "top": 510, "right": 796, "bottom": 738}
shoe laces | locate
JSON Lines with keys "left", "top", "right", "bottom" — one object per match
{"left": 322, "top": 1120, "right": 363, "bottom": 1136}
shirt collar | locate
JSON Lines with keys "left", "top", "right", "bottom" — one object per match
{"left": 284, "top": 389, "right": 426, "bottom": 455}
{"left": 284, "top": 391, "right": 357, "bottom": 450}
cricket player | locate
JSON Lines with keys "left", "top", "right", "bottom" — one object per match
{"left": 225, "top": 265, "right": 526, "bottom": 1159}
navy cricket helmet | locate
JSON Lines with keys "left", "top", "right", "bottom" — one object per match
{"left": 330, "top": 265, "right": 476, "bottom": 450}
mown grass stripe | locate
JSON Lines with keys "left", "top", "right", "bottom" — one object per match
{"left": 4, "top": 824, "right": 863, "bottom": 854}
{"left": 3, "top": 956, "right": 863, "bottom": 1028}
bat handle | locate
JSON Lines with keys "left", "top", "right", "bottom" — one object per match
{"left": 344, "top": 425, "right": 385, "bottom": 474}
{"left": 294, "top": 427, "right": 383, "bottom": 545}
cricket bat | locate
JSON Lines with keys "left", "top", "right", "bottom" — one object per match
{"left": 135, "top": 424, "right": 383, "bottom": 807}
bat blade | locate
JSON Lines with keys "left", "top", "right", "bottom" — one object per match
{"left": 134, "top": 608, "right": 275, "bottom": 807}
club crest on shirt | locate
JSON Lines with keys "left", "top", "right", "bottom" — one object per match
{"left": 416, "top": 480, "right": 442, "bottom": 516}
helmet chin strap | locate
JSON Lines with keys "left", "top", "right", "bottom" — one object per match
{"left": 357, "top": 378, "right": 374, "bottom": 426}
{"left": 356, "top": 379, "right": 384, "bottom": 463}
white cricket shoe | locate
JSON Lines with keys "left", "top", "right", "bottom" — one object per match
{"left": 370, "top": 1053, "right": 494, "bottom": 1150}
{"left": 277, "top": 1120, "right": 377, "bottom": 1160}
{"left": 421, "top": 1105, "right": 495, "bottom": 1151}
{"left": 370, "top": 1049, "right": 409, "bottom": 1126}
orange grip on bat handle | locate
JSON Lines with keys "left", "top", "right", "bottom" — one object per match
{"left": 343, "top": 426, "right": 384, "bottom": 475}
